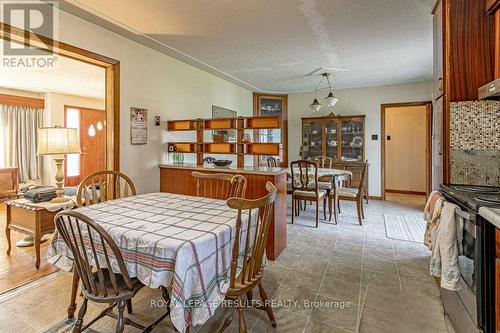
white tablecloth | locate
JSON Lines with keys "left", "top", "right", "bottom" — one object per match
{"left": 48, "top": 192, "right": 254, "bottom": 333}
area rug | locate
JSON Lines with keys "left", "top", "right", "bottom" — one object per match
{"left": 384, "top": 214, "right": 426, "bottom": 243}
{"left": 43, "top": 318, "right": 99, "bottom": 333}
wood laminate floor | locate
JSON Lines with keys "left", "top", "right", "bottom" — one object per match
{"left": 0, "top": 202, "right": 58, "bottom": 294}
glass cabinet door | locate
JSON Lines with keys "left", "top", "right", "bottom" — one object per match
{"left": 325, "top": 119, "right": 338, "bottom": 161}
{"left": 340, "top": 119, "right": 364, "bottom": 161}
{"left": 302, "top": 120, "right": 323, "bottom": 160}
{"left": 256, "top": 96, "right": 285, "bottom": 165}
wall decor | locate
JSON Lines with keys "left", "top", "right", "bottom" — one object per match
{"left": 130, "top": 107, "right": 147, "bottom": 145}
{"left": 212, "top": 105, "right": 237, "bottom": 142}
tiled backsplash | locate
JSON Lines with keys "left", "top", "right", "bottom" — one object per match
{"left": 450, "top": 101, "right": 499, "bottom": 186}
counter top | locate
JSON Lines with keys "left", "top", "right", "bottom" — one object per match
{"left": 479, "top": 207, "right": 500, "bottom": 229}
{"left": 158, "top": 163, "right": 287, "bottom": 176}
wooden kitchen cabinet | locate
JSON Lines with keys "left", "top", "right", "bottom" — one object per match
{"left": 432, "top": 0, "right": 496, "bottom": 183}
{"left": 486, "top": 0, "right": 500, "bottom": 78}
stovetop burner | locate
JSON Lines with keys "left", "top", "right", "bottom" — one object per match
{"left": 453, "top": 185, "right": 500, "bottom": 193}
{"left": 475, "top": 196, "right": 500, "bottom": 205}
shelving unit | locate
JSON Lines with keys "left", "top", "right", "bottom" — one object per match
{"left": 301, "top": 115, "right": 365, "bottom": 162}
{"left": 166, "top": 116, "right": 282, "bottom": 167}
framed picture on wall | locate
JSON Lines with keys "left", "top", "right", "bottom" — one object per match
{"left": 130, "top": 107, "right": 147, "bottom": 145}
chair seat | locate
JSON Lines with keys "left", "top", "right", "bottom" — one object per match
{"left": 318, "top": 181, "right": 332, "bottom": 190}
{"left": 83, "top": 269, "right": 144, "bottom": 303}
{"left": 293, "top": 189, "right": 326, "bottom": 198}
{"left": 337, "top": 187, "right": 359, "bottom": 198}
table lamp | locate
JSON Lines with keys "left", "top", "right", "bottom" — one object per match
{"left": 37, "top": 126, "right": 81, "bottom": 203}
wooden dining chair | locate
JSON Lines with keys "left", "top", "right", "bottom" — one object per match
{"left": 76, "top": 170, "right": 136, "bottom": 207}
{"left": 0, "top": 167, "right": 19, "bottom": 199}
{"left": 334, "top": 162, "right": 368, "bottom": 225}
{"left": 191, "top": 172, "right": 246, "bottom": 199}
{"left": 312, "top": 156, "right": 333, "bottom": 169}
{"left": 218, "top": 182, "right": 277, "bottom": 333}
{"left": 266, "top": 156, "right": 278, "bottom": 167}
{"left": 290, "top": 160, "right": 327, "bottom": 227}
{"left": 54, "top": 211, "right": 170, "bottom": 333}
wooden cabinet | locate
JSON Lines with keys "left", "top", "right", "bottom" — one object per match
{"left": 432, "top": 96, "right": 444, "bottom": 190}
{"left": 253, "top": 93, "right": 288, "bottom": 166}
{"left": 486, "top": 0, "right": 500, "bottom": 78}
{"left": 496, "top": 228, "right": 500, "bottom": 332}
{"left": 301, "top": 115, "right": 365, "bottom": 162}
{"left": 433, "top": 0, "right": 444, "bottom": 100}
{"left": 432, "top": 0, "right": 496, "bottom": 183}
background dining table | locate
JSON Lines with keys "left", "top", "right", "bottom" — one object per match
{"left": 48, "top": 192, "right": 256, "bottom": 333}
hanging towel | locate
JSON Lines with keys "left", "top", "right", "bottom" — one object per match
{"left": 430, "top": 202, "right": 464, "bottom": 291}
{"left": 423, "top": 191, "right": 445, "bottom": 250}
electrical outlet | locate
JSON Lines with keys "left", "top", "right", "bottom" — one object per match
{"left": 371, "top": 134, "right": 378, "bottom": 140}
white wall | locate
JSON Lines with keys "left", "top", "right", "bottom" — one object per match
{"left": 0, "top": 87, "right": 42, "bottom": 99}
{"left": 30, "top": 7, "right": 253, "bottom": 193}
{"left": 288, "top": 81, "right": 433, "bottom": 197}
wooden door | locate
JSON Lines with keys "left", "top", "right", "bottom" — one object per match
{"left": 64, "top": 106, "right": 106, "bottom": 186}
{"left": 433, "top": 0, "right": 444, "bottom": 100}
{"left": 80, "top": 108, "right": 106, "bottom": 179}
{"left": 432, "top": 97, "right": 444, "bottom": 190}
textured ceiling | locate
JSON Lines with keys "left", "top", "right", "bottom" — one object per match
{"left": 65, "top": 0, "right": 435, "bottom": 93}
{"left": 0, "top": 51, "right": 105, "bottom": 98}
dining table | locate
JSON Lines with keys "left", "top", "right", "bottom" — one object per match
{"left": 48, "top": 192, "right": 256, "bottom": 333}
{"left": 288, "top": 167, "right": 352, "bottom": 183}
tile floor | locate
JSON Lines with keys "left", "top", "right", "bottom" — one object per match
{"left": 0, "top": 198, "right": 453, "bottom": 333}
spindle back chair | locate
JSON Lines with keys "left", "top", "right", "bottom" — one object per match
{"left": 76, "top": 170, "right": 136, "bottom": 207}
{"left": 191, "top": 172, "right": 246, "bottom": 200}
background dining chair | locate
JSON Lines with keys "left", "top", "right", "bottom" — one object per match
{"left": 54, "top": 211, "right": 170, "bottom": 333}
{"left": 290, "top": 160, "right": 327, "bottom": 227}
{"left": 191, "top": 172, "right": 246, "bottom": 199}
{"left": 218, "top": 182, "right": 277, "bottom": 333}
{"left": 312, "top": 156, "right": 333, "bottom": 169}
{"left": 266, "top": 156, "right": 278, "bottom": 167}
{"left": 76, "top": 170, "right": 136, "bottom": 207}
{"left": 335, "top": 162, "right": 368, "bottom": 225}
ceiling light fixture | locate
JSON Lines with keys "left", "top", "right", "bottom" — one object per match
{"left": 309, "top": 72, "right": 338, "bottom": 112}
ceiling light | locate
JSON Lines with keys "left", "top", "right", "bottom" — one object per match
{"left": 324, "top": 92, "right": 338, "bottom": 107}
{"left": 310, "top": 98, "right": 322, "bottom": 112}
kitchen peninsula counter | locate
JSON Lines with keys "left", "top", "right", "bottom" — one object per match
{"left": 158, "top": 163, "right": 287, "bottom": 260}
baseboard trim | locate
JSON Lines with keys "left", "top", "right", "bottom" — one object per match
{"left": 385, "top": 189, "right": 426, "bottom": 196}
{"left": 368, "top": 196, "right": 382, "bottom": 200}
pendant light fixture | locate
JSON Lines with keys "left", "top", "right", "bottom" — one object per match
{"left": 309, "top": 72, "right": 338, "bottom": 112}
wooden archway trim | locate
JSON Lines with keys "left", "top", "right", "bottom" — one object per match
{"left": 0, "top": 93, "right": 45, "bottom": 109}
{"left": 0, "top": 22, "right": 120, "bottom": 171}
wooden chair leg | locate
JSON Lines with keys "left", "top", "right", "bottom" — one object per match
{"left": 328, "top": 194, "right": 332, "bottom": 222}
{"left": 68, "top": 270, "right": 80, "bottom": 318}
{"left": 116, "top": 300, "right": 126, "bottom": 333}
{"left": 73, "top": 298, "right": 87, "bottom": 333}
{"left": 356, "top": 199, "right": 363, "bottom": 225}
{"left": 291, "top": 198, "right": 295, "bottom": 224}
{"left": 237, "top": 296, "right": 247, "bottom": 333}
{"left": 126, "top": 299, "right": 132, "bottom": 314}
{"left": 258, "top": 283, "right": 276, "bottom": 327}
{"left": 315, "top": 200, "right": 319, "bottom": 228}
{"left": 246, "top": 290, "right": 253, "bottom": 302}
{"left": 323, "top": 197, "right": 327, "bottom": 220}
{"left": 361, "top": 198, "right": 365, "bottom": 219}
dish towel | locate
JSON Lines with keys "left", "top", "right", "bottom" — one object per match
{"left": 423, "top": 190, "right": 445, "bottom": 250}
{"left": 430, "top": 202, "right": 464, "bottom": 291}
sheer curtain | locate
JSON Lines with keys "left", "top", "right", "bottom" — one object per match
{"left": 0, "top": 105, "right": 43, "bottom": 182}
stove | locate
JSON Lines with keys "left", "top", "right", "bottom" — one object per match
{"left": 440, "top": 184, "right": 500, "bottom": 211}
{"left": 439, "top": 184, "right": 500, "bottom": 333}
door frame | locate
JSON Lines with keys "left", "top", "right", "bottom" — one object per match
{"left": 0, "top": 22, "right": 120, "bottom": 172}
{"left": 381, "top": 101, "right": 432, "bottom": 200}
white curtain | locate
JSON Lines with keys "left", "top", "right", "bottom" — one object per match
{"left": 0, "top": 105, "right": 43, "bottom": 182}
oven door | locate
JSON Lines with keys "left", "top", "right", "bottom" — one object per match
{"left": 458, "top": 210, "right": 476, "bottom": 293}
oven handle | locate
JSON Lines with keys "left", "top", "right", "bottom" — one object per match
{"left": 454, "top": 207, "right": 476, "bottom": 238}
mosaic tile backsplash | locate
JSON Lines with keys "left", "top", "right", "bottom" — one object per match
{"left": 450, "top": 101, "right": 499, "bottom": 186}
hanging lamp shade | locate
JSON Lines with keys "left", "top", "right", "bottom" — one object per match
{"left": 309, "top": 98, "right": 322, "bottom": 112}
{"left": 324, "top": 92, "right": 338, "bottom": 107}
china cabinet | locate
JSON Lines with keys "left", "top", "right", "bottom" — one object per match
{"left": 301, "top": 115, "right": 365, "bottom": 162}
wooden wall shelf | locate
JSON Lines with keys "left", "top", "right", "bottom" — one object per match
{"left": 166, "top": 115, "right": 282, "bottom": 167}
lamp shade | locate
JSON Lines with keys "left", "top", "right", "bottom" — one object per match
{"left": 309, "top": 98, "right": 322, "bottom": 112}
{"left": 324, "top": 92, "right": 338, "bottom": 107}
{"left": 37, "top": 127, "right": 81, "bottom": 155}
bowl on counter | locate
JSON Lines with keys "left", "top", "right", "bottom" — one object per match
{"left": 212, "top": 159, "right": 232, "bottom": 167}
